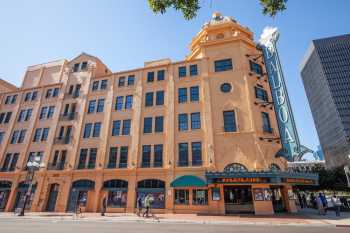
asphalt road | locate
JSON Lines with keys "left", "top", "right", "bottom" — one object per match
{"left": 0, "top": 218, "right": 349, "bottom": 233}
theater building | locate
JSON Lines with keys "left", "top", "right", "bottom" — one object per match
{"left": 0, "top": 13, "right": 317, "bottom": 215}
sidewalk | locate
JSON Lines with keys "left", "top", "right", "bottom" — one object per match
{"left": 0, "top": 209, "right": 349, "bottom": 227}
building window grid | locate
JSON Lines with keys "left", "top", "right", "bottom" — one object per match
{"left": 214, "top": 58, "right": 233, "bottom": 72}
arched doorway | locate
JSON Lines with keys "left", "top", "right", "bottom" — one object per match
{"left": 66, "top": 180, "right": 95, "bottom": 212}
{"left": 0, "top": 181, "right": 12, "bottom": 211}
{"left": 45, "top": 183, "right": 59, "bottom": 212}
{"left": 137, "top": 179, "right": 165, "bottom": 209}
{"left": 13, "top": 181, "right": 37, "bottom": 211}
{"left": 103, "top": 179, "right": 128, "bottom": 208}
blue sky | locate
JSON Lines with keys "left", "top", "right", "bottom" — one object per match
{"left": 1, "top": 0, "right": 350, "bottom": 153}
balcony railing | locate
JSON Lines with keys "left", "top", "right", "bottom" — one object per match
{"left": 47, "top": 162, "right": 66, "bottom": 170}
{"left": 54, "top": 136, "right": 73, "bottom": 145}
{"left": 177, "top": 160, "right": 203, "bottom": 167}
{"left": 263, "top": 125, "right": 274, "bottom": 134}
{"left": 59, "top": 112, "right": 77, "bottom": 121}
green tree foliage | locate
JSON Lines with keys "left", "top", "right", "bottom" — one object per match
{"left": 147, "top": 0, "right": 288, "bottom": 20}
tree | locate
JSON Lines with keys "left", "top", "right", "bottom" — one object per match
{"left": 148, "top": 0, "right": 288, "bottom": 20}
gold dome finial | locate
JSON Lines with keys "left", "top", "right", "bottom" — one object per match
{"left": 212, "top": 12, "right": 222, "bottom": 20}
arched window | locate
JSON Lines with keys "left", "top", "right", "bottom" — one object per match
{"left": 137, "top": 179, "right": 165, "bottom": 189}
{"left": 0, "top": 181, "right": 12, "bottom": 189}
{"left": 72, "top": 180, "right": 95, "bottom": 189}
{"left": 224, "top": 163, "right": 248, "bottom": 172}
{"left": 270, "top": 163, "right": 281, "bottom": 172}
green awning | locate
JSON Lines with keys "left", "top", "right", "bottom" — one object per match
{"left": 170, "top": 175, "right": 207, "bottom": 188}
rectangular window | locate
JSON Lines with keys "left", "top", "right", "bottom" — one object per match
{"left": 223, "top": 110, "right": 237, "bottom": 132}
{"left": 41, "top": 128, "right": 50, "bottom": 141}
{"left": 255, "top": 87, "right": 268, "bottom": 102}
{"left": 190, "top": 86, "right": 199, "bottom": 102}
{"left": 115, "top": 96, "right": 124, "bottom": 111}
{"left": 157, "top": 70, "right": 165, "bottom": 81}
{"left": 88, "top": 148, "right": 97, "bottom": 169}
{"left": 9, "top": 153, "right": 19, "bottom": 171}
{"left": 1, "top": 153, "right": 12, "bottom": 171}
{"left": 178, "top": 88, "right": 187, "bottom": 103}
{"left": 119, "top": 146, "right": 128, "bottom": 168}
{"left": 174, "top": 190, "right": 189, "bottom": 205}
{"left": 155, "top": 116, "right": 164, "bottom": 133}
{"left": 250, "top": 60, "right": 263, "bottom": 75}
{"left": 154, "top": 144, "right": 163, "bottom": 167}
{"left": 5, "top": 96, "right": 11, "bottom": 104}
{"left": 100, "top": 80, "right": 108, "bottom": 90}
{"left": 0, "top": 132, "right": 4, "bottom": 144}
{"left": 0, "top": 113, "right": 4, "bottom": 124}
{"left": 52, "top": 88, "right": 59, "bottom": 97}
{"left": 127, "top": 75, "right": 135, "bottom": 86}
{"left": 190, "top": 64, "right": 198, "bottom": 76}
{"left": 178, "top": 114, "right": 188, "bottom": 131}
{"left": 141, "top": 145, "right": 151, "bottom": 168}
{"left": 143, "top": 117, "right": 153, "bottom": 134}
{"left": 118, "top": 76, "right": 125, "bottom": 87}
{"left": 122, "top": 119, "right": 131, "bottom": 135}
{"left": 215, "top": 58, "right": 233, "bottom": 72}
{"left": 262, "top": 112, "right": 272, "bottom": 133}
{"left": 192, "top": 189, "right": 208, "bottom": 205}
{"left": 147, "top": 72, "right": 154, "bottom": 82}
{"left": 18, "top": 110, "right": 25, "bottom": 122}
{"left": 46, "top": 89, "right": 53, "bottom": 98}
{"left": 47, "top": 106, "right": 55, "bottom": 119}
{"left": 4, "top": 112, "right": 12, "bottom": 123}
{"left": 40, "top": 106, "right": 48, "bottom": 119}
{"left": 178, "top": 143, "right": 188, "bottom": 167}
{"left": 191, "top": 142, "right": 202, "bottom": 166}
{"left": 97, "top": 99, "right": 105, "bottom": 112}
{"left": 81, "top": 61, "right": 88, "bottom": 71}
{"left": 73, "top": 63, "right": 80, "bottom": 72}
{"left": 178, "top": 66, "right": 186, "bottom": 77}
{"left": 18, "top": 130, "right": 26, "bottom": 143}
{"left": 24, "top": 92, "right": 31, "bottom": 102}
{"left": 191, "top": 112, "right": 201, "bottom": 130}
{"left": 83, "top": 123, "right": 92, "bottom": 138}
{"left": 78, "top": 149, "right": 88, "bottom": 169}
{"left": 33, "top": 128, "right": 42, "bottom": 142}
{"left": 93, "top": 122, "right": 101, "bottom": 137}
{"left": 112, "top": 120, "right": 121, "bottom": 136}
{"left": 125, "top": 95, "right": 133, "bottom": 109}
{"left": 32, "top": 91, "right": 38, "bottom": 101}
{"left": 108, "top": 147, "right": 118, "bottom": 168}
{"left": 25, "top": 109, "right": 32, "bottom": 121}
{"left": 145, "top": 92, "right": 154, "bottom": 107}
{"left": 156, "top": 91, "right": 164, "bottom": 105}
{"left": 92, "top": 81, "right": 99, "bottom": 91}
{"left": 88, "top": 100, "right": 96, "bottom": 113}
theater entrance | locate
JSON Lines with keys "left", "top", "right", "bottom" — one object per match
{"left": 224, "top": 186, "right": 254, "bottom": 214}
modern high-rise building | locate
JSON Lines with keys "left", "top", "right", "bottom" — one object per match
{"left": 0, "top": 13, "right": 317, "bottom": 215}
{"left": 300, "top": 34, "right": 350, "bottom": 168}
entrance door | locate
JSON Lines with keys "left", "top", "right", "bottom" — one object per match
{"left": 46, "top": 184, "right": 59, "bottom": 212}
{"left": 271, "top": 186, "right": 286, "bottom": 212}
{"left": 67, "top": 190, "right": 88, "bottom": 212}
{"left": 0, "top": 190, "right": 10, "bottom": 211}
{"left": 224, "top": 186, "right": 254, "bottom": 214}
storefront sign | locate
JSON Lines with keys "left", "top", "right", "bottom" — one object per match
{"left": 284, "top": 178, "right": 316, "bottom": 185}
{"left": 259, "top": 27, "right": 301, "bottom": 161}
{"left": 217, "top": 177, "right": 269, "bottom": 184}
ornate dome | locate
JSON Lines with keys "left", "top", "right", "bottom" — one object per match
{"left": 203, "top": 12, "right": 236, "bottom": 28}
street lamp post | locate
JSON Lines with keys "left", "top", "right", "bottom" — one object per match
{"left": 18, "top": 156, "right": 44, "bottom": 216}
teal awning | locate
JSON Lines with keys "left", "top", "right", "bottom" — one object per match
{"left": 170, "top": 175, "right": 207, "bottom": 188}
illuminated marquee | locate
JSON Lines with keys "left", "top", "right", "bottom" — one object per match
{"left": 259, "top": 27, "right": 302, "bottom": 161}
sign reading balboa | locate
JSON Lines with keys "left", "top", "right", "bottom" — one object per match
{"left": 259, "top": 27, "right": 310, "bottom": 161}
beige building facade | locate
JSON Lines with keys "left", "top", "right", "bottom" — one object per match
{"left": 0, "top": 13, "right": 317, "bottom": 215}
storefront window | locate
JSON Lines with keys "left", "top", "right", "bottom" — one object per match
{"left": 107, "top": 190, "right": 127, "bottom": 208}
{"left": 137, "top": 192, "right": 165, "bottom": 209}
{"left": 174, "top": 189, "right": 189, "bottom": 205}
{"left": 192, "top": 189, "right": 208, "bottom": 205}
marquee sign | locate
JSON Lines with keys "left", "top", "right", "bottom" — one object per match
{"left": 259, "top": 27, "right": 307, "bottom": 161}
{"left": 216, "top": 177, "right": 270, "bottom": 184}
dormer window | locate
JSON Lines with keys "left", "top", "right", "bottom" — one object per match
{"left": 81, "top": 61, "right": 88, "bottom": 71}
{"left": 73, "top": 61, "right": 88, "bottom": 72}
{"left": 73, "top": 63, "right": 80, "bottom": 72}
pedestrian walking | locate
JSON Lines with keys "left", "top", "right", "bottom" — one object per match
{"left": 331, "top": 194, "right": 342, "bottom": 217}
{"left": 101, "top": 196, "right": 107, "bottom": 216}
{"left": 302, "top": 194, "right": 307, "bottom": 208}
{"left": 316, "top": 194, "right": 324, "bottom": 215}
{"left": 320, "top": 193, "right": 328, "bottom": 214}
{"left": 136, "top": 196, "right": 143, "bottom": 216}
{"left": 143, "top": 194, "right": 153, "bottom": 218}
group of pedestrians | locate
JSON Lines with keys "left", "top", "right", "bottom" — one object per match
{"left": 315, "top": 193, "right": 342, "bottom": 216}
{"left": 137, "top": 194, "right": 154, "bottom": 218}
